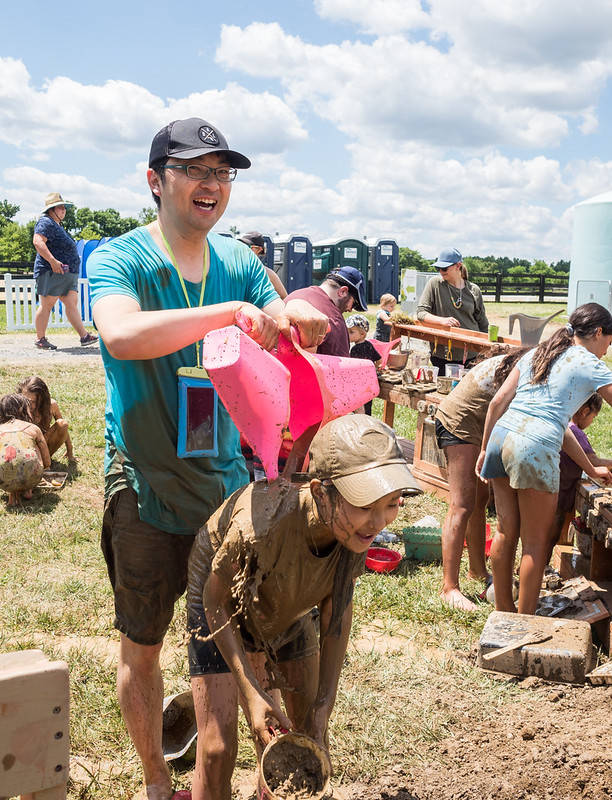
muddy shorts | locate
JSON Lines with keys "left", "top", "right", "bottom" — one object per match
{"left": 186, "top": 541, "right": 319, "bottom": 676}
{"left": 480, "top": 424, "right": 560, "bottom": 493}
{"left": 435, "top": 419, "right": 470, "bottom": 450}
{"left": 101, "top": 488, "right": 196, "bottom": 646}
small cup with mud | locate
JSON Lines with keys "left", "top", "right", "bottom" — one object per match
{"left": 186, "top": 414, "right": 422, "bottom": 800}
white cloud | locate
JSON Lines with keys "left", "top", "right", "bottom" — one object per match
{"left": 0, "top": 58, "right": 307, "bottom": 161}
{"left": 216, "top": 14, "right": 612, "bottom": 151}
{"left": 314, "top": 0, "right": 429, "bottom": 35}
{"left": 3, "top": 166, "right": 151, "bottom": 222}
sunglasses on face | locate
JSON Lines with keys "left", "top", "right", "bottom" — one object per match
{"left": 436, "top": 266, "right": 450, "bottom": 272}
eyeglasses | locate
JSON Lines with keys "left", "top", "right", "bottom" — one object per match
{"left": 161, "top": 164, "right": 238, "bottom": 182}
{"left": 436, "top": 266, "right": 450, "bottom": 272}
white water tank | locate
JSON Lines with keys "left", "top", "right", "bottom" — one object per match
{"left": 568, "top": 191, "right": 612, "bottom": 313}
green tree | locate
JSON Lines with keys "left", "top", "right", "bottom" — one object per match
{"left": 399, "top": 247, "right": 432, "bottom": 272}
{"left": 0, "top": 220, "right": 36, "bottom": 260}
{"left": 0, "top": 199, "right": 19, "bottom": 231}
{"left": 138, "top": 207, "right": 157, "bottom": 225}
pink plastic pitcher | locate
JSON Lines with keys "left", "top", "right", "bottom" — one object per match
{"left": 201, "top": 327, "right": 291, "bottom": 479}
{"left": 369, "top": 337, "right": 401, "bottom": 368}
{"left": 202, "top": 327, "right": 379, "bottom": 480}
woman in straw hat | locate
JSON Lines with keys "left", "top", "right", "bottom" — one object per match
{"left": 32, "top": 192, "right": 98, "bottom": 349}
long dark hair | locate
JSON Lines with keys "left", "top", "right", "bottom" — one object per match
{"left": 17, "top": 376, "right": 52, "bottom": 431}
{"left": 493, "top": 346, "right": 532, "bottom": 388}
{"left": 0, "top": 393, "right": 34, "bottom": 425}
{"left": 530, "top": 303, "right": 612, "bottom": 384}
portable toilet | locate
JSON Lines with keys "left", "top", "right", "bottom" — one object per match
{"left": 312, "top": 237, "right": 369, "bottom": 288}
{"left": 367, "top": 238, "right": 399, "bottom": 303}
{"left": 76, "top": 239, "right": 100, "bottom": 278}
{"left": 262, "top": 234, "right": 275, "bottom": 269}
{"left": 272, "top": 235, "right": 312, "bottom": 292}
{"left": 568, "top": 191, "right": 612, "bottom": 313}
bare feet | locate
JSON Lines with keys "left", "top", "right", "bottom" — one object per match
{"left": 133, "top": 778, "right": 175, "bottom": 800}
{"left": 439, "top": 588, "right": 478, "bottom": 611}
{"left": 467, "top": 569, "right": 491, "bottom": 583}
{"left": 23, "top": 489, "right": 33, "bottom": 500}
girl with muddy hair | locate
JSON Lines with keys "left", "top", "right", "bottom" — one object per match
{"left": 0, "top": 393, "right": 51, "bottom": 507}
{"left": 476, "top": 303, "right": 612, "bottom": 615}
{"left": 186, "top": 415, "right": 421, "bottom": 800}
{"left": 17, "top": 375, "right": 74, "bottom": 460}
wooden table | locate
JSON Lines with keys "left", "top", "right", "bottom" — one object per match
{"left": 390, "top": 321, "right": 521, "bottom": 360}
{"left": 575, "top": 480, "right": 612, "bottom": 581}
{"left": 378, "top": 377, "right": 449, "bottom": 499}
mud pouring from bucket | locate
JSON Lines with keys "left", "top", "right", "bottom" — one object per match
{"left": 258, "top": 732, "right": 331, "bottom": 800}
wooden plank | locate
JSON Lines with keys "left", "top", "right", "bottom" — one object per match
{"left": 391, "top": 321, "right": 521, "bottom": 353}
{"left": 0, "top": 651, "right": 69, "bottom": 798}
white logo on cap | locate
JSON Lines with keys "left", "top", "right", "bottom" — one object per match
{"left": 199, "top": 126, "right": 220, "bottom": 146}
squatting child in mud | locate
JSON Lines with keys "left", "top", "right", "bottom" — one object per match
{"left": 186, "top": 415, "right": 421, "bottom": 800}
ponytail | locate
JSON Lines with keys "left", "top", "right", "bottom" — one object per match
{"left": 531, "top": 302, "right": 612, "bottom": 384}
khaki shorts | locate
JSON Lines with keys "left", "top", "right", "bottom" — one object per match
{"left": 101, "top": 488, "right": 195, "bottom": 645}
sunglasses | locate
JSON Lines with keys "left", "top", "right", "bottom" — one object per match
{"left": 436, "top": 266, "right": 451, "bottom": 273}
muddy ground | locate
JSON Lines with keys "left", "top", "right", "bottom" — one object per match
{"left": 337, "top": 677, "right": 612, "bottom": 800}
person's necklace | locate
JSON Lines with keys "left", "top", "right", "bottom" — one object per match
{"left": 448, "top": 281, "right": 464, "bottom": 309}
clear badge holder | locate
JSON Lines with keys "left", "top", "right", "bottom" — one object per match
{"left": 176, "top": 366, "right": 219, "bottom": 458}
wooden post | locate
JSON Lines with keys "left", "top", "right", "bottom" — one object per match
{"left": 0, "top": 650, "right": 69, "bottom": 800}
{"left": 495, "top": 273, "right": 502, "bottom": 303}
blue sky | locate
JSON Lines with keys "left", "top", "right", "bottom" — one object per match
{"left": 2, "top": 0, "right": 612, "bottom": 261}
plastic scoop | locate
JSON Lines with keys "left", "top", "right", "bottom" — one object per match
{"left": 201, "top": 327, "right": 291, "bottom": 480}
{"left": 369, "top": 337, "right": 401, "bottom": 368}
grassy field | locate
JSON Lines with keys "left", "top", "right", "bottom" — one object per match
{"left": 1, "top": 303, "right": 611, "bottom": 799}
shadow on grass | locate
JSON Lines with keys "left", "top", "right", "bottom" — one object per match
{"left": 3, "top": 491, "right": 62, "bottom": 514}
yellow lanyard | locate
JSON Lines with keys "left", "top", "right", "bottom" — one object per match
{"left": 158, "top": 221, "right": 209, "bottom": 367}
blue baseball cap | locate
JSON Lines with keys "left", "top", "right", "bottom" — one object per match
{"left": 329, "top": 266, "right": 368, "bottom": 311}
{"left": 433, "top": 248, "right": 462, "bottom": 268}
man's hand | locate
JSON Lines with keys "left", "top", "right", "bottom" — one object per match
{"left": 234, "top": 303, "right": 281, "bottom": 351}
{"left": 277, "top": 299, "right": 330, "bottom": 350}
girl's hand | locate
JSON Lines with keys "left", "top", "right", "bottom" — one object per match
{"left": 246, "top": 690, "right": 293, "bottom": 750}
{"left": 591, "top": 465, "right": 612, "bottom": 486}
{"left": 443, "top": 317, "right": 461, "bottom": 327}
{"left": 475, "top": 449, "right": 487, "bottom": 482}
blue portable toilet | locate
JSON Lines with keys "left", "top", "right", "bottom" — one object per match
{"left": 272, "top": 235, "right": 312, "bottom": 292}
{"left": 367, "top": 238, "right": 399, "bottom": 303}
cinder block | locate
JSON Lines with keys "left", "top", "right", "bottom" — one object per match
{"left": 478, "top": 611, "right": 594, "bottom": 684}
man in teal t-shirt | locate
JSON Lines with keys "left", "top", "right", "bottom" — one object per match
{"left": 87, "top": 117, "right": 328, "bottom": 800}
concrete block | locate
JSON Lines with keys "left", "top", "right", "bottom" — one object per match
{"left": 477, "top": 611, "right": 594, "bottom": 684}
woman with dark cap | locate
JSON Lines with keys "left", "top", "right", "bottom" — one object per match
{"left": 32, "top": 192, "right": 98, "bottom": 350}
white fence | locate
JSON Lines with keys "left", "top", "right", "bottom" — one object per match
{"left": 4, "top": 273, "right": 93, "bottom": 331}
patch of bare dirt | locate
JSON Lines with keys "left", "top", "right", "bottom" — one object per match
{"left": 341, "top": 680, "right": 612, "bottom": 800}
{"left": 0, "top": 332, "right": 102, "bottom": 365}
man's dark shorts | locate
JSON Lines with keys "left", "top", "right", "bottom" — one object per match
{"left": 101, "top": 488, "right": 195, "bottom": 646}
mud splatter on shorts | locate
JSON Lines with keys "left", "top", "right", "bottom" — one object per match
{"left": 481, "top": 424, "right": 559, "bottom": 493}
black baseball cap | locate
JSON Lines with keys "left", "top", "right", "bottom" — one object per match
{"left": 239, "top": 231, "right": 265, "bottom": 248}
{"left": 149, "top": 118, "right": 251, "bottom": 169}
{"left": 328, "top": 266, "right": 368, "bottom": 311}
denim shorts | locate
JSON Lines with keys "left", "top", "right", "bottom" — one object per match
{"left": 480, "top": 424, "right": 560, "bottom": 493}
{"left": 101, "top": 488, "right": 196, "bottom": 645}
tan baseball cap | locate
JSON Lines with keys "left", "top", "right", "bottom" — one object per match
{"left": 309, "top": 415, "right": 421, "bottom": 506}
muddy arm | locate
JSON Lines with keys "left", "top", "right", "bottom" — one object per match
{"left": 562, "top": 427, "right": 612, "bottom": 484}
{"left": 302, "top": 594, "right": 353, "bottom": 746}
{"left": 203, "top": 572, "right": 292, "bottom": 748}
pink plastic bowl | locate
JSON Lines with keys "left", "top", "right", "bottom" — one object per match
{"left": 365, "top": 547, "right": 402, "bottom": 573}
